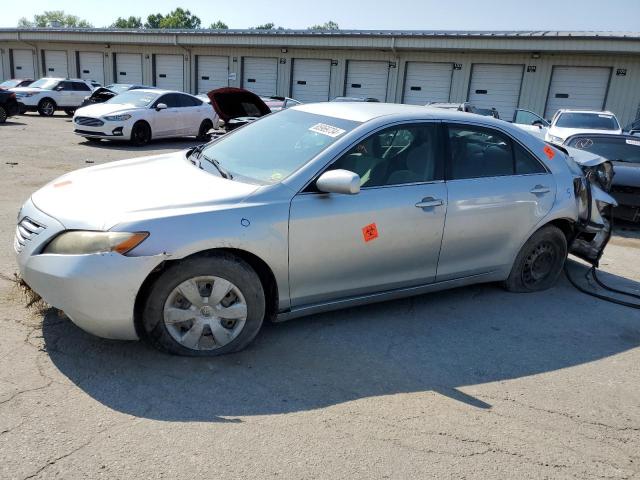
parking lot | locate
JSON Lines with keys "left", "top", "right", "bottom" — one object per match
{"left": 1, "top": 113, "right": 640, "bottom": 479}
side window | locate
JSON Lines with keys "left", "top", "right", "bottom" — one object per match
{"left": 72, "top": 82, "right": 91, "bottom": 91}
{"left": 447, "top": 125, "right": 514, "bottom": 179}
{"left": 328, "top": 123, "right": 442, "bottom": 188}
{"left": 514, "top": 143, "right": 547, "bottom": 174}
{"left": 178, "top": 94, "right": 202, "bottom": 107}
{"left": 514, "top": 109, "right": 543, "bottom": 125}
{"left": 159, "top": 94, "right": 181, "bottom": 108}
{"left": 57, "top": 81, "right": 72, "bottom": 91}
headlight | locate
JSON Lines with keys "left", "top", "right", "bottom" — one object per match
{"left": 103, "top": 114, "right": 131, "bottom": 121}
{"left": 595, "top": 161, "right": 614, "bottom": 192}
{"left": 43, "top": 231, "right": 148, "bottom": 255}
{"left": 547, "top": 134, "right": 563, "bottom": 144}
{"left": 16, "top": 92, "right": 35, "bottom": 98}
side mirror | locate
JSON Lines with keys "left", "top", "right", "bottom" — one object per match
{"left": 155, "top": 103, "right": 167, "bottom": 111}
{"left": 316, "top": 169, "right": 360, "bottom": 195}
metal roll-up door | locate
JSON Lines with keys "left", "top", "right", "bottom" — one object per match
{"left": 345, "top": 60, "right": 389, "bottom": 102}
{"left": 196, "top": 56, "right": 228, "bottom": 93}
{"left": 242, "top": 57, "right": 278, "bottom": 96}
{"left": 0, "top": 51, "right": 4, "bottom": 81}
{"left": 468, "top": 64, "right": 524, "bottom": 120}
{"left": 155, "top": 54, "right": 184, "bottom": 91}
{"left": 44, "top": 50, "right": 68, "bottom": 77}
{"left": 403, "top": 62, "right": 453, "bottom": 105}
{"left": 291, "top": 59, "right": 331, "bottom": 103}
{"left": 11, "top": 49, "right": 35, "bottom": 79}
{"left": 115, "top": 53, "right": 143, "bottom": 84}
{"left": 544, "top": 66, "right": 612, "bottom": 119}
{"left": 78, "top": 52, "right": 104, "bottom": 85}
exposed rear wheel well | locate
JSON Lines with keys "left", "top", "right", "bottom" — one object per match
{"left": 133, "top": 248, "right": 279, "bottom": 340}
{"left": 547, "top": 218, "right": 576, "bottom": 244}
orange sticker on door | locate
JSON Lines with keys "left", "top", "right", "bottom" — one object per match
{"left": 362, "top": 223, "right": 379, "bottom": 243}
{"left": 543, "top": 145, "right": 555, "bottom": 160}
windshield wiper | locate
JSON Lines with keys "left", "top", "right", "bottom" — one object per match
{"left": 202, "top": 154, "right": 233, "bottom": 179}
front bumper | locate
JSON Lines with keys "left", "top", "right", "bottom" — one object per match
{"left": 15, "top": 198, "right": 163, "bottom": 340}
{"left": 73, "top": 120, "right": 131, "bottom": 140}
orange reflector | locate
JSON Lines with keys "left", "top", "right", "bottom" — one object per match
{"left": 113, "top": 232, "right": 149, "bottom": 254}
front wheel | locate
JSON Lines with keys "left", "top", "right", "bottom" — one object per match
{"left": 130, "top": 121, "right": 151, "bottom": 146}
{"left": 0, "top": 106, "right": 7, "bottom": 123}
{"left": 142, "top": 254, "right": 266, "bottom": 356}
{"left": 504, "top": 225, "right": 567, "bottom": 292}
{"left": 64, "top": 108, "right": 76, "bottom": 116}
{"left": 38, "top": 99, "right": 56, "bottom": 117}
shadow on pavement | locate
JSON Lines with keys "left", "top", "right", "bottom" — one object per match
{"left": 77, "top": 137, "right": 204, "bottom": 153}
{"left": 42, "top": 263, "right": 640, "bottom": 422}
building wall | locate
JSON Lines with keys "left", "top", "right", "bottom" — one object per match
{"left": 2, "top": 38, "right": 639, "bottom": 125}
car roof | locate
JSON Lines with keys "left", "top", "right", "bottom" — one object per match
{"left": 557, "top": 109, "right": 617, "bottom": 116}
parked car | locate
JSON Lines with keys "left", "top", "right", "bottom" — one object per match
{"left": 261, "top": 96, "right": 302, "bottom": 112}
{"left": 512, "top": 109, "right": 550, "bottom": 139}
{"left": 624, "top": 119, "right": 640, "bottom": 137}
{"left": 0, "top": 90, "right": 21, "bottom": 123}
{"left": 545, "top": 109, "right": 622, "bottom": 145}
{"left": 15, "top": 103, "right": 615, "bottom": 356}
{"left": 564, "top": 133, "right": 640, "bottom": 223}
{"left": 79, "top": 84, "right": 156, "bottom": 108}
{"left": 428, "top": 102, "right": 500, "bottom": 119}
{"left": 0, "top": 78, "right": 34, "bottom": 90}
{"left": 332, "top": 96, "right": 380, "bottom": 102}
{"left": 72, "top": 89, "right": 216, "bottom": 146}
{"left": 207, "top": 87, "right": 271, "bottom": 131}
{"left": 11, "top": 78, "right": 94, "bottom": 116}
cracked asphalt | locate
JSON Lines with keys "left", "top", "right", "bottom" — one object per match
{"left": 1, "top": 114, "right": 640, "bottom": 479}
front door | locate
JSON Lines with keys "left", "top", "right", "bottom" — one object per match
{"left": 150, "top": 93, "right": 181, "bottom": 137}
{"left": 289, "top": 122, "right": 447, "bottom": 307}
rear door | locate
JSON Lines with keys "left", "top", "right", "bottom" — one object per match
{"left": 437, "top": 123, "right": 555, "bottom": 281}
{"left": 71, "top": 81, "right": 92, "bottom": 106}
{"left": 175, "top": 93, "right": 203, "bottom": 135}
{"left": 289, "top": 122, "right": 447, "bottom": 307}
{"left": 53, "top": 81, "right": 75, "bottom": 106}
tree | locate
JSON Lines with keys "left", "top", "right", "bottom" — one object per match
{"left": 144, "top": 8, "right": 201, "bottom": 29}
{"left": 18, "top": 10, "right": 93, "bottom": 28}
{"left": 209, "top": 20, "right": 229, "bottom": 29}
{"left": 111, "top": 16, "right": 143, "bottom": 28}
{"left": 253, "top": 22, "right": 275, "bottom": 30}
{"left": 308, "top": 21, "right": 339, "bottom": 31}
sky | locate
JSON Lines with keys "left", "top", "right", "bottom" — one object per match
{"left": 2, "top": 0, "right": 639, "bottom": 30}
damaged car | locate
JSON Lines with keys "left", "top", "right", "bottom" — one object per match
{"left": 206, "top": 87, "right": 271, "bottom": 132}
{"left": 15, "top": 104, "right": 616, "bottom": 356}
{"left": 79, "top": 83, "right": 156, "bottom": 108}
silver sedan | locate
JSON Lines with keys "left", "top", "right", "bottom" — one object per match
{"left": 15, "top": 103, "right": 615, "bottom": 356}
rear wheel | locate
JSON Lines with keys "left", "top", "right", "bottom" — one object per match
{"left": 504, "top": 225, "right": 567, "bottom": 292}
{"left": 142, "top": 254, "right": 265, "bottom": 356}
{"left": 130, "top": 121, "right": 151, "bottom": 146}
{"left": 0, "top": 106, "right": 7, "bottom": 123}
{"left": 196, "top": 119, "right": 213, "bottom": 141}
{"left": 38, "top": 98, "right": 56, "bottom": 117}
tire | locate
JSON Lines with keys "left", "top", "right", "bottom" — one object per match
{"left": 504, "top": 225, "right": 567, "bottom": 293}
{"left": 142, "top": 253, "right": 266, "bottom": 356}
{"left": 64, "top": 108, "right": 76, "bottom": 116}
{"left": 38, "top": 98, "right": 56, "bottom": 117}
{"left": 196, "top": 119, "right": 213, "bottom": 141}
{"left": 0, "top": 106, "right": 7, "bottom": 124}
{"left": 130, "top": 121, "right": 151, "bottom": 146}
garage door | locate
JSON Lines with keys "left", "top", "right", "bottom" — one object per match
{"left": 196, "top": 55, "right": 228, "bottom": 93}
{"left": 292, "top": 59, "right": 331, "bottom": 103}
{"left": 544, "top": 66, "right": 611, "bottom": 119}
{"left": 468, "top": 64, "right": 523, "bottom": 120}
{"left": 78, "top": 52, "right": 104, "bottom": 85}
{"left": 0, "top": 51, "right": 4, "bottom": 81}
{"left": 11, "top": 49, "right": 35, "bottom": 79}
{"left": 242, "top": 57, "right": 278, "bottom": 96}
{"left": 44, "top": 50, "right": 68, "bottom": 77}
{"left": 115, "top": 53, "right": 143, "bottom": 84}
{"left": 345, "top": 60, "right": 389, "bottom": 101}
{"left": 403, "top": 62, "right": 453, "bottom": 105}
{"left": 155, "top": 54, "right": 184, "bottom": 91}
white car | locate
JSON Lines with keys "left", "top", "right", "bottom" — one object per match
{"left": 73, "top": 89, "right": 217, "bottom": 146}
{"left": 11, "top": 78, "right": 94, "bottom": 116}
{"left": 544, "top": 109, "right": 622, "bottom": 145}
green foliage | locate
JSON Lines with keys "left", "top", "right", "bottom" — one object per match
{"left": 144, "top": 8, "right": 202, "bottom": 29}
{"left": 209, "top": 20, "right": 229, "bottom": 29}
{"left": 308, "top": 21, "right": 339, "bottom": 31}
{"left": 111, "top": 16, "right": 143, "bottom": 28}
{"left": 253, "top": 22, "right": 275, "bottom": 30}
{"left": 18, "top": 10, "right": 93, "bottom": 28}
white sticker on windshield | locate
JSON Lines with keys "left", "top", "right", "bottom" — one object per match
{"left": 598, "top": 114, "right": 613, "bottom": 118}
{"left": 626, "top": 138, "right": 640, "bottom": 146}
{"left": 309, "top": 123, "right": 346, "bottom": 138}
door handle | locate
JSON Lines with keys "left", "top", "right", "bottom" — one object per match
{"left": 415, "top": 197, "right": 444, "bottom": 208}
{"left": 530, "top": 185, "right": 551, "bottom": 194}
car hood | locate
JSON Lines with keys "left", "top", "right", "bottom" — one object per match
{"left": 207, "top": 87, "right": 271, "bottom": 123}
{"left": 10, "top": 86, "right": 46, "bottom": 94}
{"left": 550, "top": 126, "right": 622, "bottom": 140}
{"left": 75, "top": 102, "right": 144, "bottom": 117}
{"left": 612, "top": 161, "right": 640, "bottom": 187}
{"left": 31, "top": 150, "right": 260, "bottom": 230}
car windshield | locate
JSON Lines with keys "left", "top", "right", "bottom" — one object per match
{"left": 105, "top": 84, "right": 132, "bottom": 93}
{"left": 105, "top": 90, "right": 157, "bottom": 107}
{"left": 0, "top": 80, "right": 20, "bottom": 88}
{"left": 556, "top": 112, "right": 620, "bottom": 130}
{"left": 567, "top": 136, "right": 640, "bottom": 164}
{"left": 29, "top": 78, "right": 59, "bottom": 90}
{"left": 199, "top": 109, "right": 361, "bottom": 184}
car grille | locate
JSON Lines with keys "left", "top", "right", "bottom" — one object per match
{"left": 14, "top": 217, "right": 46, "bottom": 254}
{"left": 74, "top": 116, "right": 104, "bottom": 127}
